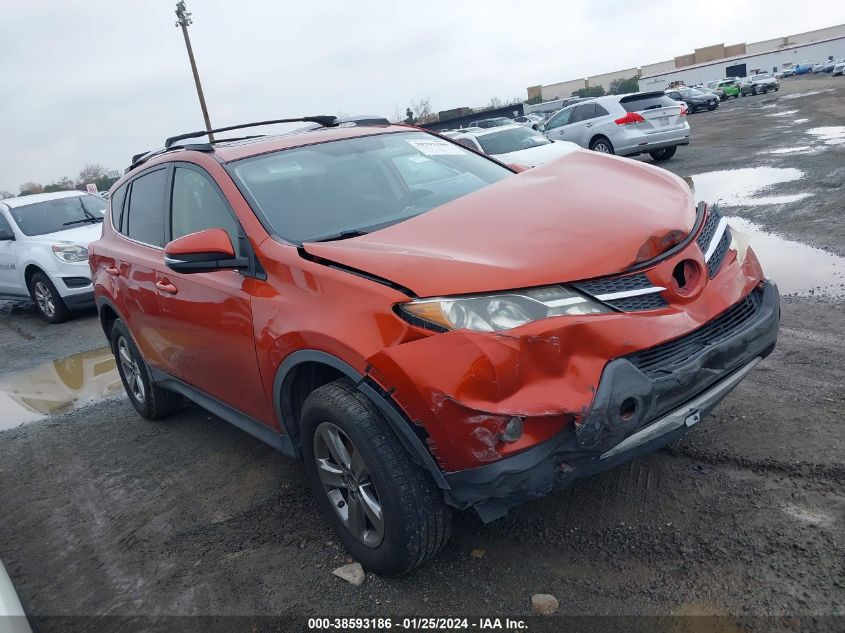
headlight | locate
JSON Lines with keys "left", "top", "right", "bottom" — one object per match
{"left": 398, "top": 285, "right": 610, "bottom": 333}
{"left": 51, "top": 243, "right": 89, "bottom": 263}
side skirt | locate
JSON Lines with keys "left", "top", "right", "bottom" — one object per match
{"left": 148, "top": 367, "right": 298, "bottom": 458}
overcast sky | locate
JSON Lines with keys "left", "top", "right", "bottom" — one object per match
{"left": 0, "top": 0, "right": 841, "bottom": 193}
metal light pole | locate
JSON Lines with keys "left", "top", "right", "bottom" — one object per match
{"left": 175, "top": 1, "right": 214, "bottom": 141}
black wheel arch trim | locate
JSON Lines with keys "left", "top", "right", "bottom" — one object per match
{"left": 273, "top": 349, "right": 449, "bottom": 489}
{"left": 95, "top": 296, "right": 125, "bottom": 337}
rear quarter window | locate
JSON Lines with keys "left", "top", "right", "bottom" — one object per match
{"left": 125, "top": 168, "right": 168, "bottom": 247}
{"left": 110, "top": 184, "right": 127, "bottom": 232}
{"left": 621, "top": 95, "right": 678, "bottom": 113}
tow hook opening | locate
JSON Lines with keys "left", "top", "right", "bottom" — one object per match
{"left": 619, "top": 397, "right": 638, "bottom": 421}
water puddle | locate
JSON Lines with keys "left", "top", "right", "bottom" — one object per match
{"left": 0, "top": 346, "right": 123, "bottom": 431}
{"left": 793, "top": 118, "right": 809, "bottom": 124}
{"left": 766, "top": 109, "right": 799, "bottom": 117}
{"left": 782, "top": 504, "right": 835, "bottom": 527}
{"left": 728, "top": 217, "right": 845, "bottom": 297}
{"left": 764, "top": 145, "right": 817, "bottom": 155}
{"left": 687, "top": 167, "right": 811, "bottom": 207}
{"left": 780, "top": 88, "right": 835, "bottom": 100}
{"left": 685, "top": 173, "right": 844, "bottom": 297}
{"left": 806, "top": 126, "right": 845, "bottom": 146}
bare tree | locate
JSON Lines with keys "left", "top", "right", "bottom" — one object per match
{"left": 411, "top": 97, "right": 434, "bottom": 121}
{"left": 78, "top": 164, "right": 108, "bottom": 184}
{"left": 44, "top": 177, "right": 75, "bottom": 193}
{"left": 0, "top": 190, "right": 14, "bottom": 199}
{"left": 487, "top": 96, "right": 504, "bottom": 108}
{"left": 19, "top": 182, "right": 43, "bottom": 196}
{"left": 391, "top": 103, "right": 403, "bottom": 124}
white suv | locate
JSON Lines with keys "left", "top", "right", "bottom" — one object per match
{"left": 0, "top": 191, "right": 105, "bottom": 322}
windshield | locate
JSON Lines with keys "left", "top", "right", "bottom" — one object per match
{"left": 679, "top": 88, "right": 704, "bottom": 97}
{"left": 230, "top": 131, "right": 511, "bottom": 243}
{"left": 8, "top": 195, "right": 106, "bottom": 236}
{"left": 752, "top": 74, "right": 770, "bottom": 80}
{"left": 476, "top": 127, "right": 550, "bottom": 155}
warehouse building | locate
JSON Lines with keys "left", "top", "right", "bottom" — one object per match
{"left": 526, "top": 23, "right": 845, "bottom": 101}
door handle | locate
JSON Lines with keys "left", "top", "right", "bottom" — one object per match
{"left": 105, "top": 266, "right": 120, "bottom": 276}
{"left": 586, "top": 123, "right": 594, "bottom": 128}
{"left": 155, "top": 280, "right": 178, "bottom": 295}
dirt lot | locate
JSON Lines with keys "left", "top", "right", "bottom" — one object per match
{"left": 1, "top": 75, "right": 843, "bottom": 632}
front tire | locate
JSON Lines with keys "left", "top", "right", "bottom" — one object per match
{"left": 301, "top": 379, "right": 451, "bottom": 576}
{"left": 589, "top": 136, "right": 615, "bottom": 154}
{"left": 28, "top": 272, "right": 69, "bottom": 323}
{"left": 110, "top": 319, "right": 182, "bottom": 420}
{"left": 649, "top": 146, "right": 677, "bottom": 162}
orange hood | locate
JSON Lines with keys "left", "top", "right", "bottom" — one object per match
{"left": 303, "top": 151, "right": 697, "bottom": 297}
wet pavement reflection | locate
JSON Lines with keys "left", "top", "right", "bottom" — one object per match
{"left": 688, "top": 167, "right": 809, "bottom": 207}
{"left": 726, "top": 217, "right": 845, "bottom": 297}
{"left": 0, "top": 346, "right": 123, "bottom": 431}
{"left": 686, "top": 172, "right": 845, "bottom": 298}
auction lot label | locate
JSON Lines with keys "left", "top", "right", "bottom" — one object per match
{"left": 309, "top": 617, "right": 526, "bottom": 630}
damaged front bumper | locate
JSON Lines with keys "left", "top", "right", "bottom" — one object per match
{"left": 443, "top": 280, "right": 780, "bottom": 522}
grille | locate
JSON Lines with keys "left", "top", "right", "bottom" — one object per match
{"left": 574, "top": 273, "right": 666, "bottom": 313}
{"left": 573, "top": 273, "right": 654, "bottom": 296}
{"left": 696, "top": 207, "right": 721, "bottom": 252}
{"left": 707, "top": 228, "right": 731, "bottom": 278}
{"left": 605, "top": 293, "right": 668, "bottom": 312}
{"left": 627, "top": 288, "right": 762, "bottom": 377}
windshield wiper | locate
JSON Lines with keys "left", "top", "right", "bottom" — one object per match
{"left": 62, "top": 217, "right": 102, "bottom": 227}
{"left": 305, "top": 229, "right": 370, "bottom": 243}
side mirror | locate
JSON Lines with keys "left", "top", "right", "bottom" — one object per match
{"left": 164, "top": 228, "right": 248, "bottom": 274}
{"left": 0, "top": 228, "right": 14, "bottom": 241}
{"left": 537, "top": 123, "right": 546, "bottom": 132}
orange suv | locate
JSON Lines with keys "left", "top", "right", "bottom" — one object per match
{"left": 90, "top": 116, "right": 779, "bottom": 575}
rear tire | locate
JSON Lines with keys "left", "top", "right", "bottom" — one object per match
{"left": 28, "top": 271, "right": 69, "bottom": 324}
{"left": 589, "top": 136, "right": 615, "bottom": 154}
{"left": 110, "top": 319, "right": 182, "bottom": 420}
{"left": 301, "top": 379, "right": 452, "bottom": 576}
{"left": 649, "top": 146, "right": 677, "bottom": 162}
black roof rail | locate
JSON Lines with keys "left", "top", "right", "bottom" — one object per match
{"left": 126, "top": 142, "right": 215, "bottom": 174}
{"left": 127, "top": 115, "right": 387, "bottom": 175}
{"left": 164, "top": 115, "right": 338, "bottom": 148}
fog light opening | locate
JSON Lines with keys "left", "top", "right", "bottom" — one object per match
{"left": 501, "top": 416, "right": 524, "bottom": 443}
{"left": 619, "top": 398, "right": 637, "bottom": 421}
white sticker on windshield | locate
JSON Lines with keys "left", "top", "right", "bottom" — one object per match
{"left": 406, "top": 139, "right": 464, "bottom": 156}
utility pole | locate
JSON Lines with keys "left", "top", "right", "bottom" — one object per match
{"left": 175, "top": 1, "right": 214, "bottom": 141}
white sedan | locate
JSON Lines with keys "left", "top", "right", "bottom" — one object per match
{"left": 512, "top": 114, "right": 544, "bottom": 127}
{"left": 444, "top": 124, "right": 579, "bottom": 167}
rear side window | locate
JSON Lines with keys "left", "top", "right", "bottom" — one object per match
{"left": 620, "top": 94, "right": 678, "bottom": 113}
{"left": 110, "top": 184, "right": 127, "bottom": 232}
{"left": 126, "top": 169, "right": 168, "bottom": 247}
{"left": 571, "top": 103, "right": 597, "bottom": 122}
{"left": 171, "top": 167, "right": 241, "bottom": 247}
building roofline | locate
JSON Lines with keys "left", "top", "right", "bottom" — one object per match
{"left": 639, "top": 33, "right": 845, "bottom": 79}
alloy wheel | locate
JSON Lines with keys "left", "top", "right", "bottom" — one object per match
{"left": 33, "top": 281, "right": 55, "bottom": 318}
{"left": 117, "top": 337, "right": 146, "bottom": 404}
{"left": 593, "top": 142, "right": 612, "bottom": 153}
{"left": 313, "top": 421, "right": 384, "bottom": 548}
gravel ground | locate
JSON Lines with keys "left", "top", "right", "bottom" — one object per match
{"left": 0, "top": 75, "right": 843, "bottom": 632}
